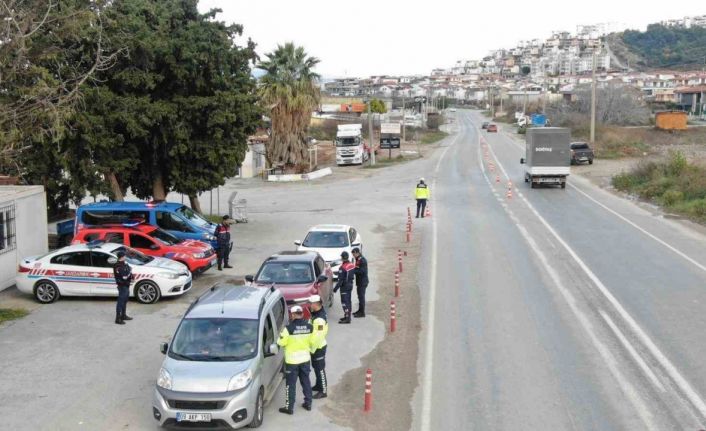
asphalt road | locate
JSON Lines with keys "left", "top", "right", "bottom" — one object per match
{"left": 414, "top": 110, "right": 706, "bottom": 430}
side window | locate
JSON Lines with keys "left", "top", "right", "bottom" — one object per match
{"left": 105, "top": 232, "right": 124, "bottom": 244}
{"left": 272, "top": 298, "right": 286, "bottom": 330}
{"left": 313, "top": 259, "right": 323, "bottom": 277}
{"left": 157, "top": 212, "right": 192, "bottom": 232}
{"left": 82, "top": 233, "right": 101, "bottom": 243}
{"left": 91, "top": 252, "right": 114, "bottom": 268}
{"left": 130, "top": 234, "right": 155, "bottom": 249}
{"left": 262, "top": 315, "right": 275, "bottom": 352}
{"left": 349, "top": 228, "right": 357, "bottom": 244}
{"left": 50, "top": 252, "right": 91, "bottom": 266}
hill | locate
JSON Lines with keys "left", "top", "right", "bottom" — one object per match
{"left": 613, "top": 24, "right": 706, "bottom": 70}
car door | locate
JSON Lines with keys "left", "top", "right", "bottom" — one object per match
{"left": 261, "top": 307, "right": 282, "bottom": 398}
{"left": 314, "top": 257, "right": 332, "bottom": 307}
{"left": 89, "top": 251, "right": 120, "bottom": 296}
{"left": 48, "top": 251, "right": 94, "bottom": 295}
{"left": 129, "top": 233, "right": 161, "bottom": 257}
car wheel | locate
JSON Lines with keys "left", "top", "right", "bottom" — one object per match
{"left": 135, "top": 281, "right": 161, "bottom": 304}
{"left": 561, "top": 182, "right": 566, "bottom": 189}
{"left": 248, "top": 388, "right": 264, "bottom": 428}
{"left": 34, "top": 280, "right": 60, "bottom": 303}
{"left": 589, "top": 160, "right": 593, "bottom": 165}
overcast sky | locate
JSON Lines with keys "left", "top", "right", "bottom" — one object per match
{"left": 198, "top": 1, "right": 705, "bottom": 77}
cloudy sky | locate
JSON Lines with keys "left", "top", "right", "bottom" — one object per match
{"left": 198, "top": 1, "right": 705, "bottom": 77}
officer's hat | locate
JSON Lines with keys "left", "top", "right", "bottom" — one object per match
{"left": 308, "top": 295, "right": 322, "bottom": 304}
{"left": 291, "top": 305, "right": 304, "bottom": 314}
{"left": 340, "top": 251, "right": 349, "bottom": 260}
{"left": 116, "top": 251, "right": 126, "bottom": 259}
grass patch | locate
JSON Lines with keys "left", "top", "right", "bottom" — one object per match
{"left": 363, "top": 154, "right": 419, "bottom": 169}
{"left": 0, "top": 308, "right": 29, "bottom": 324}
{"left": 612, "top": 151, "right": 706, "bottom": 223}
{"left": 420, "top": 130, "right": 448, "bottom": 145}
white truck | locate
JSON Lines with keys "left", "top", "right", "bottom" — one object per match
{"left": 520, "top": 127, "right": 571, "bottom": 189}
{"left": 335, "top": 124, "right": 369, "bottom": 166}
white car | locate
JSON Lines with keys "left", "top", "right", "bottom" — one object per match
{"left": 16, "top": 241, "right": 192, "bottom": 304}
{"left": 295, "top": 224, "right": 362, "bottom": 278}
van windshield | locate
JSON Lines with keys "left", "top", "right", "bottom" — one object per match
{"left": 336, "top": 137, "right": 360, "bottom": 147}
{"left": 176, "top": 206, "right": 211, "bottom": 229}
{"left": 170, "top": 318, "right": 259, "bottom": 361}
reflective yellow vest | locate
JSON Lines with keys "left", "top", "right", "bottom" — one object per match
{"left": 310, "top": 311, "right": 328, "bottom": 350}
{"left": 415, "top": 183, "right": 430, "bottom": 199}
{"left": 277, "top": 320, "right": 315, "bottom": 364}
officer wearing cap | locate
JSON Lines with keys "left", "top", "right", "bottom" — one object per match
{"left": 352, "top": 247, "right": 369, "bottom": 318}
{"left": 214, "top": 215, "right": 233, "bottom": 271}
{"left": 308, "top": 295, "right": 329, "bottom": 398}
{"left": 333, "top": 251, "right": 355, "bottom": 324}
{"left": 278, "top": 305, "right": 316, "bottom": 414}
{"left": 415, "top": 177, "right": 430, "bottom": 218}
{"left": 113, "top": 251, "right": 133, "bottom": 325}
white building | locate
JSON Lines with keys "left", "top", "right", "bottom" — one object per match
{"left": 0, "top": 186, "right": 48, "bottom": 291}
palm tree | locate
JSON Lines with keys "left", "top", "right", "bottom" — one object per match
{"left": 258, "top": 43, "right": 320, "bottom": 167}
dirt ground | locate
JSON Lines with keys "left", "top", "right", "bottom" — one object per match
{"left": 323, "top": 216, "right": 422, "bottom": 431}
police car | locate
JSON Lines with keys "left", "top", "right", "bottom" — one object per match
{"left": 16, "top": 241, "right": 192, "bottom": 304}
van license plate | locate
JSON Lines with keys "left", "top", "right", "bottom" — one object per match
{"left": 176, "top": 412, "right": 211, "bottom": 422}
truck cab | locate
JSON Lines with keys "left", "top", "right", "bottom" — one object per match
{"left": 335, "top": 124, "right": 368, "bottom": 166}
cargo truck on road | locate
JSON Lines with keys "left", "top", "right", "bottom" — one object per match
{"left": 335, "top": 124, "right": 369, "bottom": 166}
{"left": 520, "top": 127, "right": 571, "bottom": 189}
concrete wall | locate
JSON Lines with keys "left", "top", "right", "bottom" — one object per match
{"left": 0, "top": 186, "right": 48, "bottom": 291}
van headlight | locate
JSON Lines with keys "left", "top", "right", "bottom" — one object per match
{"left": 204, "top": 233, "right": 216, "bottom": 241}
{"left": 157, "top": 368, "right": 172, "bottom": 390}
{"left": 227, "top": 369, "right": 253, "bottom": 391}
{"left": 157, "top": 272, "right": 179, "bottom": 280}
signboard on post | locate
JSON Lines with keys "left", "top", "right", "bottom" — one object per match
{"left": 379, "top": 122, "right": 402, "bottom": 150}
{"left": 380, "top": 123, "right": 401, "bottom": 135}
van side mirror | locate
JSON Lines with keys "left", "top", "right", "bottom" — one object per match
{"left": 245, "top": 275, "right": 254, "bottom": 283}
{"left": 317, "top": 275, "right": 328, "bottom": 283}
{"left": 160, "top": 342, "right": 169, "bottom": 355}
{"left": 520, "top": 158, "right": 525, "bottom": 164}
{"left": 265, "top": 343, "right": 278, "bottom": 358}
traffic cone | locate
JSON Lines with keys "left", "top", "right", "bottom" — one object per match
{"left": 425, "top": 206, "right": 431, "bottom": 217}
{"left": 507, "top": 180, "right": 513, "bottom": 190}
{"left": 506, "top": 189, "right": 513, "bottom": 199}
{"left": 495, "top": 175, "right": 500, "bottom": 183}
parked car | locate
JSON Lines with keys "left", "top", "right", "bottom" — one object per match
{"left": 73, "top": 223, "right": 217, "bottom": 274}
{"left": 294, "top": 224, "right": 362, "bottom": 279}
{"left": 487, "top": 124, "right": 498, "bottom": 133}
{"left": 16, "top": 241, "right": 191, "bottom": 304}
{"left": 246, "top": 251, "right": 333, "bottom": 318}
{"left": 481, "top": 122, "right": 490, "bottom": 129}
{"left": 153, "top": 284, "right": 286, "bottom": 429}
{"left": 75, "top": 201, "right": 220, "bottom": 248}
{"left": 570, "top": 141, "right": 594, "bottom": 165}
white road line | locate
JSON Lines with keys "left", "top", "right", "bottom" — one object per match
{"left": 600, "top": 310, "right": 666, "bottom": 392}
{"left": 420, "top": 126, "right": 461, "bottom": 431}
{"left": 483, "top": 127, "right": 706, "bottom": 420}
{"left": 476, "top": 128, "right": 658, "bottom": 430}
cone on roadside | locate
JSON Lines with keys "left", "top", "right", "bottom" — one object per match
{"left": 425, "top": 206, "right": 431, "bottom": 217}
{"left": 506, "top": 188, "right": 513, "bottom": 199}
{"left": 495, "top": 175, "right": 500, "bottom": 183}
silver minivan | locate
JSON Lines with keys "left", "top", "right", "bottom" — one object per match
{"left": 153, "top": 284, "right": 287, "bottom": 429}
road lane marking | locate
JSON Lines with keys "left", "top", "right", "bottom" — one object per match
{"left": 482, "top": 125, "right": 706, "bottom": 421}
{"left": 476, "top": 126, "right": 659, "bottom": 430}
{"left": 420, "top": 125, "right": 461, "bottom": 431}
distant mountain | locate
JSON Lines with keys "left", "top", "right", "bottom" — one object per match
{"left": 611, "top": 24, "right": 706, "bottom": 70}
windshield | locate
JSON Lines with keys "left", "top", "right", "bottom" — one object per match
{"left": 170, "top": 318, "right": 259, "bottom": 361}
{"left": 302, "top": 231, "right": 349, "bottom": 248}
{"left": 571, "top": 143, "right": 589, "bottom": 150}
{"left": 176, "top": 206, "right": 211, "bottom": 228}
{"left": 148, "top": 228, "right": 180, "bottom": 246}
{"left": 112, "top": 246, "right": 154, "bottom": 265}
{"left": 256, "top": 261, "right": 314, "bottom": 284}
{"left": 336, "top": 137, "right": 360, "bottom": 147}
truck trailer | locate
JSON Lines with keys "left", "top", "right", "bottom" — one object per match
{"left": 520, "top": 127, "right": 571, "bottom": 189}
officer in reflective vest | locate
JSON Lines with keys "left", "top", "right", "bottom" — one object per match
{"left": 308, "top": 295, "right": 329, "bottom": 399}
{"left": 278, "top": 305, "right": 316, "bottom": 414}
{"left": 415, "top": 178, "right": 430, "bottom": 218}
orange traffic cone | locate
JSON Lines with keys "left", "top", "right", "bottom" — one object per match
{"left": 506, "top": 188, "right": 513, "bottom": 199}
{"left": 425, "top": 206, "right": 432, "bottom": 217}
{"left": 496, "top": 175, "right": 500, "bottom": 183}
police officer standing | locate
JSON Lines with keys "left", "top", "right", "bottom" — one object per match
{"left": 352, "top": 248, "right": 368, "bottom": 318}
{"left": 214, "top": 215, "right": 233, "bottom": 271}
{"left": 308, "top": 295, "right": 329, "bottom": 399}
{"left": 113, "top": 251, "right": 133, "bottom": 325}
{"left": 415, "top": 178, "right": 430, "bottom": 218}
{"left": 333, "top": 251, "right": 355, "bottom": 324}
{"left": 278, "top": 305, "right": 316, "bottom": 414}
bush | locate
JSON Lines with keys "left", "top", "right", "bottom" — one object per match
{"left": 660, "top": 190, "right": 684, "bottom": 206}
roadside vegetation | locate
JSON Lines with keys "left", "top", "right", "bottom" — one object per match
{"left": 0, "top": 308, "right": 29, "bottom": 324}
{"left": 419, "top": 130, "right": 448, "bottom": 145}
{"left": 613, "top": 151, "right": 706, "bottom": 222}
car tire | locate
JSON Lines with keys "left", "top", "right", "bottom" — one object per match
{"left": 561, "top": 182, "right": 566, "bottom": 189}
{"left": 589, "top": 160, "right": 593, "bottom": 165}
{"left": 135, "top": 281, "right": 161, "bottom": 304}
{"left": 34, "top": 280, "right": 60, "bottom": 303}
{"left": 248, "top": 388, "right": 264, "bottom": 428}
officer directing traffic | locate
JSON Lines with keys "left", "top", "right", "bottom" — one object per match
{"left": 415, "top": 178, "right": 430, "bottom": 218}
{"left": 113, "top": 251, "right": 133, "bottom": 325}
{"left": 309, "top": 295, "right": 329, "bottom": 398}
{"left": 214, "top": 215, "right": 233, "bottom": 271}
{"left": 278, "top": 305, "right": 316, "bottom": 414}
{"left": 352, "top": 247, "right": 368, "bottom": 318}
{"left": 333, "top": 251, "right": 355, "bottom": 324}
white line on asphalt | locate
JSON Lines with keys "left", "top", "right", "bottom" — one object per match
{"left": 599, "top": 309, "right": 666, "bottom": 392}
{"left": 476, "top": 126, "right": 659, "bottom": 430}
{"left": 420, "top": 128, "right": 461, "bottom": 431}
{"left": 483, "top": 125, "right": 706, "bottom": 420}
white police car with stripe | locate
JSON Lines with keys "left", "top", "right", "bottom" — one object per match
{"left": 16, "top": 241, "right": 192, "bottom": 304}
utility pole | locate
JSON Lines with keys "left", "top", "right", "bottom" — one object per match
{"left": 542, "top": 68, "right": 548, "bottom": 113}
{"left": 367, "top": 99, "right": 375, "bottom": 165}
{"left": 499, "top": 88, "right": 503, "bottom": 114}
{"left": 402, "top": 94, "right": 406, "bottom": 143}
{"left": 590, "top": 50, "right": 597, "bottom": 143}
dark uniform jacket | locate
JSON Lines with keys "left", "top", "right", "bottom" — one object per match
{"left": 354, "top": 255, "right": 369, "bottom": 287}
{"left": 333, "top": 262, "right": 355, "bottom": 293}
{"left": 113, "top": 261, "right": 132, "bottom": 287}
{"left": 215, "top": 224, "right": 231, "bottom": 250}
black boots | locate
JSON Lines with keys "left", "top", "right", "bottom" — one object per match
{"left": 224, "top": 264, "right": 233, "bottom": 269}
{"left": 353, "top": 310, "right": 365, "bottom": 318}
{"left": 338, "top": 314, "right": 351, "bottom": 324}
{"left": 313, "top": 392, "right": 327, "bottom": 399}
{"left": 115, "top": 314, "right": 125, "bottom": 325}
{"left": 278, "top": 407, "right": 293, "bottom": 415}
{"left": 122, "top": 314, "right": 133, "bottom": 321}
